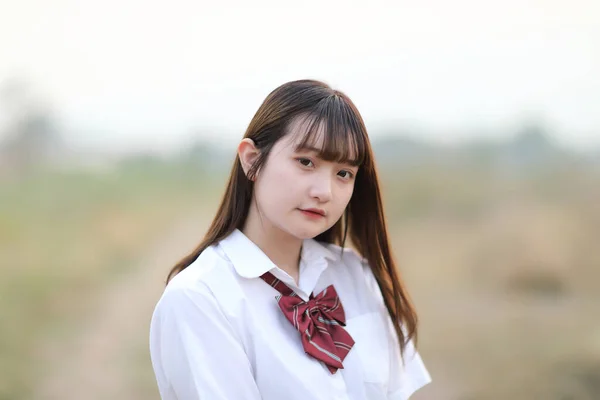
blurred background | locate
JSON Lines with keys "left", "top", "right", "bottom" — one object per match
{"left": 1, "top": 1, "right": 599, "bottom": 399}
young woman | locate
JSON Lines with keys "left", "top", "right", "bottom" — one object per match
{"left": 149, "top": 79, "right": 431, "bottom": 400}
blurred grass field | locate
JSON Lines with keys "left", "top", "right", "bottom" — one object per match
{"left": 1, "top": 157, "right": 599, "bottom": 399}
{"left": 0, "top": 159, "right": 223, "bottom": 399}
{"left": 382, "top": 166, "right": 600, "bottom": 399}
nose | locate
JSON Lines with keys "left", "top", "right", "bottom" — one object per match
{"left": 309, "top": 173, "right": 333, "bottom": 203}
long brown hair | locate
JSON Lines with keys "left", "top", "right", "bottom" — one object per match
{"left": 167, "top": 79, "right": 418, "bottom": 354}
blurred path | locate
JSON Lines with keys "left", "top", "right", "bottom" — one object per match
{"left": 33, "top": 214, "right": 208, "bottom": 400}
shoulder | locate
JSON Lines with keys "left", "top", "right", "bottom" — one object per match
{"left": 319, "top": 242, "right": 385, "bottom": 304}
{"left": 320, "top": 242, "right": 367, "bottom": 267}
{"left": 322, "top": 243, "right": 378, "bottom": 287}
{"left": 321, "top": 243, "right": 391, "bottom": 313}
{"left": 154, "top": 244, "right": 236, "bottom": 315}
{"left": 148, "top": 245, "right": 246, "bottom": 369}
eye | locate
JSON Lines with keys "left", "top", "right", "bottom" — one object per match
{"left": 338, "top": 170, "right": 355, "bottom": 180}
{"left": 297, "top": 158, "right": 314, "bottom": 168}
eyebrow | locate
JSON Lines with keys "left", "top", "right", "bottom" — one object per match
{"left": 296, "top": 144, "right": 361, "bottom": 167}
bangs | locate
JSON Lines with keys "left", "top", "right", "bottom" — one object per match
{"left": 291, "top": 95, "right": 367, "bottom": 167}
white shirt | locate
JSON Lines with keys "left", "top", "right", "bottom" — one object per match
{"left": 149, "top": 229, "right": 431, "bottom": 400}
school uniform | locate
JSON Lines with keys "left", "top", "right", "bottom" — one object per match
{"left": 149, "top": 229, "right": 431, "bottom": 399}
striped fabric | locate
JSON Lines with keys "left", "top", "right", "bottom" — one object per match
{"left": 260, "top": 271, "right": 355, "bottom": 374}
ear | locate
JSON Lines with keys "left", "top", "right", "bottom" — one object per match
{"left": 237, "top": 138, "right": 260, "bottom": 180}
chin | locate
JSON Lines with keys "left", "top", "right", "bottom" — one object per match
{"left": 289, "top": 225, "right": 329, "bottom": 240}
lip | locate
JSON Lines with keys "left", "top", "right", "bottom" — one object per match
{"left": 299, "top": 208, "right": 326, "bottom": 217}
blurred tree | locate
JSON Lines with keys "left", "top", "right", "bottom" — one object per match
{"left": 180, "top": 135, "right": 233, "bottom": 172}
{"left": 512, "top": 122, "right": 556, "bottom": 152}
{"left": 0, "top": 77, "right": 63, "bottom": 175}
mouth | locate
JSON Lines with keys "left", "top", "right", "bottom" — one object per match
{"left": 298, "top": 208, "right": 326, "bottom": 218}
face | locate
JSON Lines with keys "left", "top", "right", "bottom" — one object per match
{"left": 249, "top": 118, "right": 359, "bottom": 240}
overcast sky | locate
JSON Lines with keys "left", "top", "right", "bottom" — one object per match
{"left": 1, "top": 0, "right": 598, "bottom": 154}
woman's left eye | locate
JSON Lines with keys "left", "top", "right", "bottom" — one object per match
{"left": 338, "top": 170, "right": 354, "bottom": 179}
{"left": 297, "top": 158, "right": 314, "bottom": 167}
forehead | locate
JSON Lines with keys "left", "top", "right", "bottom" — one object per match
{"left": 286, "top": 116, "right": 325, "bottom": 147}
{"left": 282, "top": 115, "right": 360, "bottom": 163}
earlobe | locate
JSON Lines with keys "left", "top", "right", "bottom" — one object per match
{"left": 238, "top": 138, "right": 259, "bottom": 180}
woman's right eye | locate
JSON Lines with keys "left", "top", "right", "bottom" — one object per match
{"left": 297, "top": 158, "right": 314, "bottom": 167}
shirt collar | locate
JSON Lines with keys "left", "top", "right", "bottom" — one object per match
{"left": 218, "top": 228, "right": 339, "bottom": 279}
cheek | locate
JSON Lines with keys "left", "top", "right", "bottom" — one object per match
{"left": 344, "top": 183, "right": 355, "bottom": 203}
{"left": 333, "top": 184, "right": 355, "bottom": 213}
{"left": 254, "top": 161, "right": 300, "bottom": 207}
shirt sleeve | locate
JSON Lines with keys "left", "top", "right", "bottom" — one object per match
{"left": 359, "top": 258, "right": 432, "bottom": 399}
{"left": 386, "top": 324, "right": 432, "bottom": 400}
{"left": 149, "top": 283, "right": 262, "bottom": 400}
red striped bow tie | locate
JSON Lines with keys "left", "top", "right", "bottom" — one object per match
{"left": 260, "top": 271, "right": 355, "bottom": 374}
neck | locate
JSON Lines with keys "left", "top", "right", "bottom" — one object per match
{"left": 241, "top": 201, "right": 303, "bottom": 284}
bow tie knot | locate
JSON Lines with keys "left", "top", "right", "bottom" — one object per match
{"left": 260, "top": 272, "right": 355, "bottom": 374}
